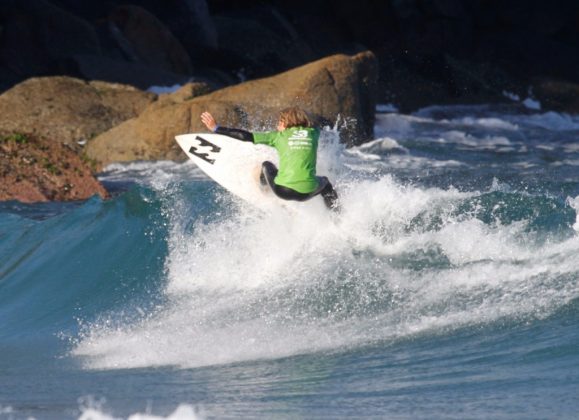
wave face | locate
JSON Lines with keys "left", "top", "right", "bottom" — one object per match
{"left": 1, "top": 106, "right": 579, "bottom": 419}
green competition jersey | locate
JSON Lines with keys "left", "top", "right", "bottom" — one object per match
{"left": 253, "top": 127, "right": 320, "bottom": 194}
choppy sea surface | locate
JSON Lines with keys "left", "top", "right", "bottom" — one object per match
{"left": 1, "top": 104, "right": 578, "bottom": 419}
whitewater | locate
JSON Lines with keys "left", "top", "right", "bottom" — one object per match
{"left": 1, "top": 104, "right": 578, "bottom": 419}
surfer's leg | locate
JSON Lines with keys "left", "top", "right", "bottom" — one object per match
{"left": 273, "top": 185, "right": 310, "bottom": 201}
{"left": 260, "top": 161, "right": 277, "bottom": 186}
{"left": 261, "top": 161, "right": 308, "bottom": 201}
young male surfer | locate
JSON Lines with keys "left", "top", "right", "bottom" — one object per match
{"left": 200, "top": 108, "right": 339, "bottom": 210}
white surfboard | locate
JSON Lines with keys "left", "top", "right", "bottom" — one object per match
{"left": 175, "top": 133, "right": 326, "bottom": 212}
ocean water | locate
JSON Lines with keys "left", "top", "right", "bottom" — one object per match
{"left": 1, "top": 104, "right": 578, "bottom": 419}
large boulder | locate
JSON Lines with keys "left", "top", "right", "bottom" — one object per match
{"left": 212, "top": 9, "right": 315, "bottom": 79}
{"left": 532, "top": 78, "right": 579, "bottom": 114}
{"left": 207, "top": 51, "right": 378, "bottom": 139}
{"left": 162, "top": 0, "right": 218, "bottom": 51}
{"left": 0, "top": 0, "right": 101, "bottom": 88}
{"left": 0, "top": 132, "right": 108, "bottom": 203}
{"left": 107, "top": 5, "right": 193, "bottom": 75}
{"left": 0, "top": 1, "right": 207, "bottom": 92}
{"left": 85, "top": 52, "right": 378, "bottom": 167}
{"left": 0, "top": 76, "right": 156, "bottom": 152}
{"left": 147, "top": 82, "right": 213, "bottom": 111}
{"left": 70, "top": 54, "right": 191, "bottom": 90}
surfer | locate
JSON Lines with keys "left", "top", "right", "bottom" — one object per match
{"left": 200, "top": 108, "right": 339, "bottom": 210}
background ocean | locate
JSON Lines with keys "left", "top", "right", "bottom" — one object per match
{"left": 1, "top": 104, "right": 579, "bottom": 419}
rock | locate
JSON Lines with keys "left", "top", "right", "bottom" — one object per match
{"left": 3, "top": 0, "right": 579, "bottom": 118}
{"left": 85, "top": 102, "right": 200, "bottom": 166}
{"left": 200, "top": 51, "right": 378, "bottom": 141}
{"left": 107, "top": 5, "right": 193, "bottom": 75}
{"left": 423, "top": 0, "right": 467, "bottom": 18}
{"left": 277, "top": 13, "right": 343, "bottom": 58}
{"left": 485, "top": 29, "right": 579, "bottom": 84}
{"left": 212, "top": 9, "right": 314, "bottom": 79}
{"left": 532, "top": 79, "right": 579, "bottom": 114}
{"left": 378, "top": 56, "right": 451, "bottom": 113}
{"left": 0, "top": 0, "right": 101, "bottom": 80}
{"left": 85, "top": 52, "right": 378, "bottom": 166}
{"left": 444, "top": 55, "right": 524, "bottom": 103}
{"left": 390, "top": 0, "right": 474, "bottom": 58}
{"left": 70, "top": 54, "right": 190, "bottom": 90}
{"left": 149, "top": 0, "right": 218, "bottom": 51}
{"left": 148, "top": 82, "right": 213, "bottom": 110}
{"left": 0, "top": 132, "right": 108, "bottom": 203}
{"left": 274, "top": 1, "right": 394, "bottom": 56}
{"left": 0, "top": 76, "right": 156, "bottom": 152}
{"left": 88, "top": 80, "right": 159, "bottom": 124}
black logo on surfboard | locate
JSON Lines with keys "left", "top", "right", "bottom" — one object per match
{"left": 189, "top": 136, "right": 221, "bottom": 164}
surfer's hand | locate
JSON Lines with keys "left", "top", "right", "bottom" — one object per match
{"left": 201, "top": 112, "right": 218, "bottom": 132}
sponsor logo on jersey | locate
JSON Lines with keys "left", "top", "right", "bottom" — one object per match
{"left": 288, "top": 130, "right": 312, "bottom": 149}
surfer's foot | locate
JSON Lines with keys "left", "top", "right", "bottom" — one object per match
{"left": 326, "top": 199, "right": 341, "bottom": 213}
{"left": 321, "top": 186, "right": 340, "bottom": 212}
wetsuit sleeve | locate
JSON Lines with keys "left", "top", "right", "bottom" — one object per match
{"left": 214, "top": 126, "right": 254, "bottom": 142}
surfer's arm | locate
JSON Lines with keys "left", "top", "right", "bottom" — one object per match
{"left": 214, "top": 126, "right": 254, "bottom": 142}
{"left": 201, "top": 112, "right": 254, "bottom": 142}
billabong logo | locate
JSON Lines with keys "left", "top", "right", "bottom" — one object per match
{"left": 288, "top": 130, "right": 309, "bottom": 140}
{"left": 189, "top": 136, "right": 221, "bottom": 164}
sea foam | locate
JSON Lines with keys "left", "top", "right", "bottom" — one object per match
{"left": 72, "top": 108, "right": 579, "bottom": 372}
{"left": 73, "top": 164, "right": 579, "bottom": 370}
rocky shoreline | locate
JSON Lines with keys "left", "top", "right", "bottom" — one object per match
{"left": 0, "top": 51, "right": 377, "bottom": 202}
{"left": 0, "top": 131, "right": 108, "bottom": 203}
{"left": 1, "top": 0, "right": 579, "bottom": 202}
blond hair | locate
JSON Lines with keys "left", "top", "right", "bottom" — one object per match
{"left": 278, "top": 107, "right": 312, "bottom": 128}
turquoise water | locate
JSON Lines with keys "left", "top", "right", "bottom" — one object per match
{"left": 1, "top": 105, "right": 579, "bottom": 419}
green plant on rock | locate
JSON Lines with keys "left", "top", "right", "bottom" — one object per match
{"left": 81, "top": 153, "right": 98, "bottom": 172}
{"left": 2, "top": 133, "right": 29, "bottom": 144}
{"left": 42, "top": 158, "right": 61, "bottom": 175}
